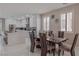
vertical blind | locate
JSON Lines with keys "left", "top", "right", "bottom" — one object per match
{"left": 43, "top": 17, "right": 50, "bottom": 31}
{"left": 61, "top": 12, "right": 72, "bottom": 32}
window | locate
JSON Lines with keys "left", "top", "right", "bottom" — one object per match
{"left": 61, "top": 12, "right": 72, "bottom": 32}
{"left": 67, "top": 12, "right": 72, "bottom": 32}
{"left": 47, "top": 17, "right": 50, "bottom": 31}
{"left": 61, "top": 14, "right": 66, "bottom": 31}
{"left": 43, "top": 17, "right": 50, "bottom": 31}
{"left": 43, "top": 17, "right": 47, "bottom": 31}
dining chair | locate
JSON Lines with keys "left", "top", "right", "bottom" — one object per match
{"left": 57, "top": 31, "right": 64, "bottom": 55}
{"left": 48, "top": 31, "right": 54, "bottom": 37}
{"left": 48, "top": 31, "right": 56, "bottom": 55}
{"left": 39, "top": 33, "right": 55, "bottom": 56}
{"left": 60, "top": 33, "right": 79, "bottom": 56}
{"left": 58, "top": 31, "right": 64, "bottom": 38}
{"left": 39, "top": 33, "right": 47, "bottom": 56}
{"left": 29, "top": 31, "right": 35, "bottom": 52}
{"left": 32, "top": 28, "right": 41, "bottom": 49}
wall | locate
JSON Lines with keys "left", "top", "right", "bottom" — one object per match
{"left": 41, "top": 4, "right": 79, "bottom": 46}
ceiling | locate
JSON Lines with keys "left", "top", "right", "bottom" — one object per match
{"left": 0, "top": 3, "right": 74, "bottom": 18}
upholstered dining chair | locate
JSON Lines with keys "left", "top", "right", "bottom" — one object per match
{"left": 39, "top": 33, "right": 47, "bottom": 56}
{"left": 48, "top": 31, "right": 54, "bottom": 37}
{"left": 39, "top": 33, "right": 55, "bottom": 56}
{"left": 29, "top": 31, "right": 35, "bottom": 52}
{"left": 57, "top": 31, "right": 64, "bottom": 55}
{"left": 60, "top": 33, "right": 79, "bottom": 56}
{"left": 48, "top": 31, "right": 55, "bottom": 55}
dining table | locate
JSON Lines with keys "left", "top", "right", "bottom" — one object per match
{"left": 37, "top": 32, "right": 68, "bottom": 56}
{"left": 46, "top": 36, "right": 68, "bottom": 56}
{"left": 36, "top": 32, "right": 68, "bottom": 56}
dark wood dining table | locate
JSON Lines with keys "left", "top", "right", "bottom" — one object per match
{"left": 36, "top": 32, "right": 68, "bottom": 56}
{"left": 46, "top": 37, "right": 68, "bottom": 56}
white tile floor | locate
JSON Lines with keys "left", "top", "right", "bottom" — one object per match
{"left": 0, "top": 31, "right": 79, "bottom": 56}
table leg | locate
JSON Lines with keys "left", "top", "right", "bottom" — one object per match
{"left": 51, "top": 43, "right": 56, "bottom": 56}
{"left": 58, "top": 43, "right": 61, "bottom": 56}
{"left": 53, "top": 44, "right": 56, "bottom": 56}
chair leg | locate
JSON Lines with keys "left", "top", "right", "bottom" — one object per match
{"left": 51, "top": 43, "right": 56, "bottom": 56}
{"left": 41, "top": 51, "right": 47, "bottom": 56}
{"left": 30, "top": 42, "right": 35, "bottom": 52}
{"left": 62, "top": 50, "right": 64, "bottom": 56}
{"left": 58, "top": 43, "right": 61, "bottom": 56}
{"left": 58, "top": 49, "right": 61, "bottom": 56}
{"left": 52, "top": 49, "right": 55, "bottom": 56}
{"left": 71, "top": 50, "right": 75, "bottom": 56}
{"left": 41, "top": 48, "right": 47, "bottom": 56}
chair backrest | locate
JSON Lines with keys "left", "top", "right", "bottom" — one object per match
{"left": 39, "top": 33, "right": 47, "bottom": 56}
{"left": 29, "top": 31, "right": 35, "bottom": 52}
{"left": 58, "top": 31, "right": 64, "bottom": 38}
{"left": 48, "top": 31, "right": 53, "bottom": 36}
{"left": 32, "top": 29, "right": 37, "bottom": 39}
{"left": 71, "top": 33, "right": 79, "bottom": 51}
{"left": 29, "top": 31, "right": 35, "bottom": 42}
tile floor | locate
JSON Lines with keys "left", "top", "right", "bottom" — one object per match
{"left": 0, "top": 31, "right": 79, "bottom": 56}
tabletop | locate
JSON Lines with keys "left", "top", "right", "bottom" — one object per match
{"left": 47, "top": 37, "right": 68, "bottom": 44}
